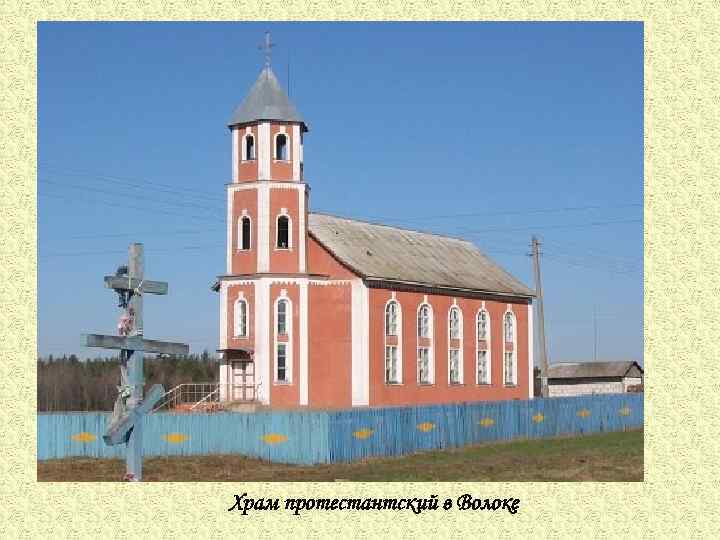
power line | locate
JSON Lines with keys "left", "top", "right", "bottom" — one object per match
{"left": 40, "top": 178, "right": 223, "bottom": 212}
{"left": 39, "top": 163, "right": 226, "bottom": 203}
{"left": 39, "top": 192, "right": 225, "bottom": 225}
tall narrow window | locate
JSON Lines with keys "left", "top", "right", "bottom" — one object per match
{"left": 275, "top": 133, "right": 288, "bottom": 160}
{"left": 503, "top": 311, "right": 516, "bottom": 386}
{"left": 276, "top": 215, "right": 290, "bottom": 249}
{"left": 504, "top": 352, "right": 514, "bottom": 386}
{"left": 238, "top": 216, "right": 251, "bottom": 250}
{"left": 385, "top": 345, "right": 399, "bottom": 384}
{"left": 477, "top": 310, "right": 489, "bottom": 340}
{"left": 277, "top": 299, "right": 288, "bottom": 335}
{"left": 449, "top": 307, "right": 461, "bottom": 339}
{"left": 477, "top": 350, "right": 489, "bottom": 384}
{"left": 276, "top": 343, "right": 288, "bottom": 382}
{"left": 418, "top": 347, "right": 430, "bottom": 384}
{"left": 449, "top": 349, "right": 460, "bottom": 384}
{"left": 417, "top": 304, "right": 431, "bottom": 338}
{"left": 234, "top": 298, "right": 248, "bottom": 338}
{"left": 385, "top": 300, "right": 399, "bottom": 336}
{"left": 504, "top": 312, "right": 514, "bottom": 342}
{"left": 245, "top": 134, "right": 255, "bottom": 160}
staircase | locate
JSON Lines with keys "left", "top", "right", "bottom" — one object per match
{"left": 151, "top": 383, "right": 256, "bottom": 413}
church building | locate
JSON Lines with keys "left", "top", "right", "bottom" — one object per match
{"left": 213, "top": 54, "right": 534, "bottom": 409}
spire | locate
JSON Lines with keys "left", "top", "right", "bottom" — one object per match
{"left": 228, "top": 33, "right": 307, "bottom": 131}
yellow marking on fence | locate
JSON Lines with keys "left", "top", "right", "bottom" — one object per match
{"left": 577, "top": 409, "right": 591, "bottom": 418}
{"left": 532, "top": 413, "right": 545, "bottom": 423}
{"left": 416, "top": 422, "right": 435, "bottom": 432}
{"left": 619, "top": 406, "right": 631, "bottom": 416}
{"left": 353, "top": 428, "right": 374, "bottom": 440}
{"left": 479, "top": 417, "right": 495, "bottom": 428}
{"left": 71, "top": 432, "right": 96, "bottom": 443}
{"left": 163, "top": 433, "right": 189, "bottom": 444}
{"left": 261, "top": 433, "right": 288, "bottom": 445}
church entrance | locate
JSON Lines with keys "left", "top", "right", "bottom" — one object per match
{"left": 231, "top": 360, "right": 255, "bottom": 401}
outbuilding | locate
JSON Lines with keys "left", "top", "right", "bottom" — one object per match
{"left": 545, "top": 361, "right": 644, "bottom": 397}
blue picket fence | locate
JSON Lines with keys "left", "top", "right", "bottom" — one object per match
{"left": 38, "top": 394, "right": 643, "bottom": 464}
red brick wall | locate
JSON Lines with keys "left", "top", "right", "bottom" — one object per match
{"left": 308, "top": 283, "right": 352, "bottom": 408}
{"left": 368, "top": 288, "right": 530, "bottom": 407}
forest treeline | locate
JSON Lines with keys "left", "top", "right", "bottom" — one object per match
{"left": 37, "top": 352, "right": 218, "bottom": 412}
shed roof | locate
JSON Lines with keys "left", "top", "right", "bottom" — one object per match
{"left": 228, "top": 66, "right": 306, "bottom": 129}
{"left": 308, "top": 212, "right": 533, "bottom": 297}
{"left": 546, "top": 361, "right": 644, "bottom": 379}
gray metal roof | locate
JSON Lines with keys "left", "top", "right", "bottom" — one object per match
{"left": 546, "top": 361, "right": 644, "bottom": 379}
{"left": 228, "top": 66, "right": 306, "bottom": 129}
{"left": 308, "top": 213, "right": 534, "bottom": 297}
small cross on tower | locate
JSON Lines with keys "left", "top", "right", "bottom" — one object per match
{"left": 258, "top": 31, "right": 274, "bottom": 68}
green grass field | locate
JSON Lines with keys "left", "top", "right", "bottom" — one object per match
{"left": 38, "top": 429, "right": 643, "bottom": 482}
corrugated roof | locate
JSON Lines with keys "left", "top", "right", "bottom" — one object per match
{"left": 546, "top": 361, "right": 643, "bottom": 379}
{"left": 308, "top": 213, "right": 534, "bottom": 297}
{"left": 228, "top": 66, "right": 306, "bottom": 129}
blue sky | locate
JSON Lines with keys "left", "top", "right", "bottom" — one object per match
{"left": 38, "top": 22, "right": 643, "bottom": 363}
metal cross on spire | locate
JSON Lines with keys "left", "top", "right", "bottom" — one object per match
{"left": 258, "top": 31, "right": 274, "bottom": 69}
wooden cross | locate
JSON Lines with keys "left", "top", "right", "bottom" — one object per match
{"left": 83, "top": 243, "right": 188, "bottom": 481}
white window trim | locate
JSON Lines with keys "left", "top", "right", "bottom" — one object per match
{"left": 476, "top": 307, "right": 491, "bottom": 385}
{"left": 416, "top": 302, "right": 434, "bottom": 384}
{"left": 233, "top": 293, "right": 249, "bottom": 339}
{"left": 273, "top": 131, "right": 291, "bottom": 162}
{"left": 242, "top": 132, "right": 256, "bottom": 161}
{"left": 447, "top": 304, "right": 463, "bottom": 384}
{"left": 237, "top": 212, "right": 252, "bottom": 251}
{"left": 275, "top": 211, "right": 293, "bottom": 251}
{"left": 503, "top": 309, "right": 517, "bottom": 386}
{"left": 273, "top": 292, "right": 293, "bottom": 384}
{"left": 383, "top": 297, "right": 403, "bottom": 384}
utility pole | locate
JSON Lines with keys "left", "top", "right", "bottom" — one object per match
{"left": 593, "top": 304, "right": 598, "bottom": 362}
{"left": 83, "top": 243, "right": 189, "bottom": 481}
{"left": 531, "top": 236, "right": 550, "bottom": 397}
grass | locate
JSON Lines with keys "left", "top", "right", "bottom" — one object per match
{"left": 37, "top": 429, "right": 643, "bottom": 482}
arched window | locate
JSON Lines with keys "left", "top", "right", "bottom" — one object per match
{"left": 384, "top": 298, "right": 402, "bottom": 384}
{"left": 385, "top": 300, "right": 399, "bottom": 336}
{"left": 449, "top": 307, "right": 461, "bottom": 340}
{"left": 476, "top": 308, "right": 491, "bottom": 385}
{"left": 448, "top": 306, "right": 463, "bottom": 385}
{"left": 274, "top": 294, "right": 292, "bottom": 383}
{"left": 275, "top": 133, "right": 288, "bottom": 160}
{"left": 277, "top": 299, "right": 288, "bottom": 335}
{"left": 234, "top": 297, "right": 248, "bottom": 338}
{"left": 503, "top": 311, "right": 517, "bottom": 386}
{"left": 244, "top": 134, "right": 255, "bottom": 160}
{"left": 504, "top": 312, "right": 514, "bottom": 343}
{"left": 417, "top": 303, "right": 433, "bottom": 385}
{"left": 276, "top": 215, "right": 290, "bottom": 249}
{"left": 417, "top": 304, "right": 431, "bottom": 338}
{"left": 477, "top": 309, "right": 489, "bottom": 340}
{"left": 238, "top": 215, "right": 251, "bottom": 250}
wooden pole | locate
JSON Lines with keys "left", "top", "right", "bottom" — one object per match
{"left": 126, "top": 243, "right": 144, "bottom": 481}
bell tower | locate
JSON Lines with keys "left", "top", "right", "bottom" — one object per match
{"left": 226, "top": 32, "right": 309, "bottom": 276}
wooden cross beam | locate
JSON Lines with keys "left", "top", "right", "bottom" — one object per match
{"left": 103, "top": 384, "right": 165, "bottom": 446}
{"left": 85, "top": 334, "right": 189, "bottom": 356}
{"left": 82, "top": 242, "right": 189, "bottom": 481}
{"left": 104, "top": 276, "right": 168, "bottom": 295}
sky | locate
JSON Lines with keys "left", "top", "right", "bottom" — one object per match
{"left": 38, "top": 22, "right": 643, "bottom": 363}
